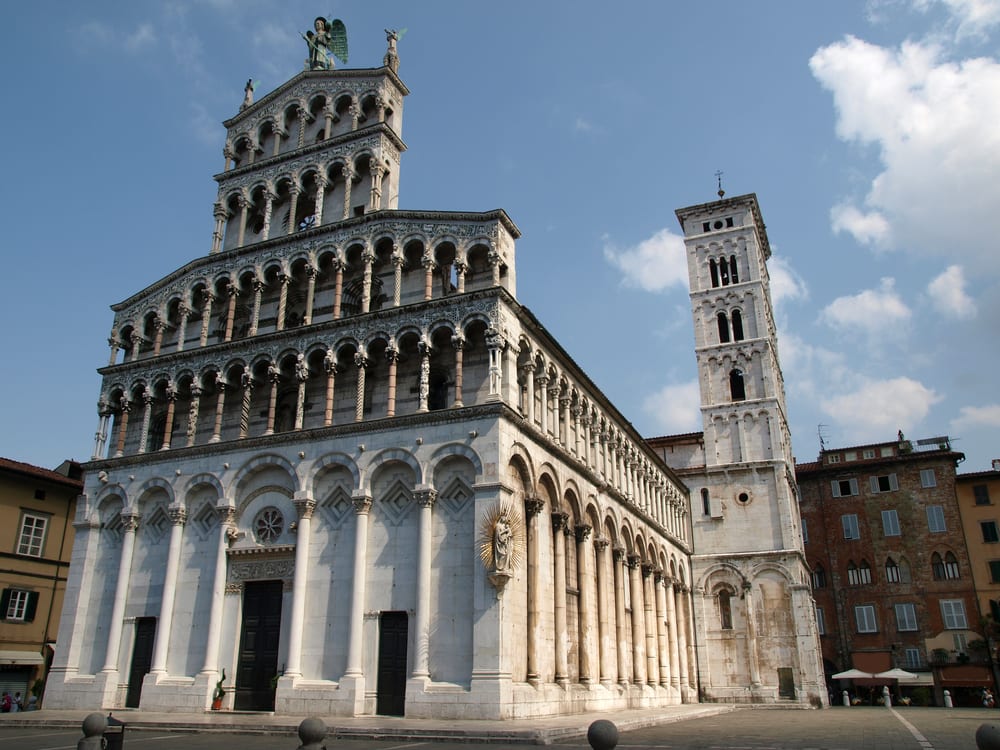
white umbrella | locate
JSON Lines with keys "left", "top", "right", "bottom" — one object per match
{"left": 874, "top": 668, "right": 921, "bottom": 681}
{"left": 832, "top": 668, "right": 875, "bottom": 679}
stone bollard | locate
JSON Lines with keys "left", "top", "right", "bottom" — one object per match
{"left": 78, "top": 713, "right": 107, "bottom": 750}
{"left": 587, "top": 720, "right": 619, "bottom": 750}
{"left": 842, "top": 690, "right": 851, "bottom": 706}
{"left": 977, "top": 723, "right": 1000, "bottom": 750}
{"left": 883, "top": 686, "right": 891, "bottom": 708}
{"left": 297, "top": 717, "right": 328, "bottom": 750}
{"left": 945, "top": 689, "right": 954, "bottom": 708}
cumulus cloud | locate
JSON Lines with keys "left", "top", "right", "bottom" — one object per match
{"left": 927, "top": 264, "right": 977, "bottom": 318}
{"left": 603, "top": 228, "right": 688, "bottom": 292}
{"left": 951, "top": 403, "right": 1000, "bottom": 429}
{"left": 810, "top": 34, "right": 1000, "bottom": 270}
{"left": 125, "top": 23, "right": 156, "bottom": 52}
{"left": 768, "top": 254, "right": 809, "bottom": 308}
{"left": 911, "top": 0, "right": 1000, "bottom": 38}
{"left": 820, "top": 277, "right": 911, "bottom": 330}
{"left": 820, "top": 377, "right": 942, "bottom": 437}
{"left": 643, "top": 381, "right": 702, "bottom": 434}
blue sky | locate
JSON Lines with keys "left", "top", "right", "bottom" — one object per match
{"left": 2, "top": 0, "right": 998, "bottom": 473}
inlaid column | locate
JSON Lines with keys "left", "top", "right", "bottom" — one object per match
{"left": 422, "top": 256, "right": 435, "bottom": 300}
{"left": 354, "top": 353, "right": 368, "bottom": 422}
{"left": 211, "top": 203, "right": 226, "bottom": 254}
{"left": 102, "top": 511, "right": 140, "bottom": 672}
{"left": 368, "top": 162, "right": 384, "bottom": 211}
{"left": 391, "top": 251, "right": 403, "bottom": 306}
{"left": 561, "top": 394, "right": 571, "bottom": 447}
{"left": 286, "top": 185, "right": 300, "bottom": 236}
{"left": 276, "top": 273, "right": 290, "bottom": 331}
{"left": 385, "top": 347, "right": 399, "bottom": 417}
{"left": 575, "top": 524, "right": 594, "bottom": 684}
{"left": 93, "top": 399, "right": 112, "bottom": 460}
{"left": 361, "top": 250, "right": 375, "bottom": 313}
{"left": 210, "top": 381, "right": 227, "bottom": 443}
{"left": 271, "top": 128, "right": 284, "bottom": 157}
{"left": 149, "top": 507, "right": 186, "bottom": 674}
{"left": 486, "top": 329, "right": 504, "bottom": 399}
{"left": 417, "top": 343, "right": 430, "bottom": 413}
{"left": 239, "top": 373, "right": 253, "bottom": 439}
{"left": 223, "top": 283, "right": 238, "bottom": 342}
{"left": 159, "top": 382, "right": 177, "bottom": 450}
{"left": 344, "top": 494, "right": 372, "bottom": 677}
{"left": 341, "top": 166, "right": 354, "bottom": 220}
{"left": 296, "top": 109, "right": 309, "bottom": 149}
{"left": 201, "top": 506, "right": 235, "bottom": 675}
{"left": 594, "top": 537, "right": 612, "bottom": 685}
{"left": 236, "top": 194, "right": 249, "bottom": 247}
{"left": 261, "top": 190, "right": 275, "bottom": 240}
{"left": 284, "top": 494, "right": 316, "bottom": 678}
{"left": 627, "top": 554, "right": 647, "bottom": 684}
{"left": 199, "top": 292, "right": 214, "bottom": 347}
{"left": 455, "top": 260, "right": 467, "bottom": 293}
{"left": 152, "top": 319, "right": 166, "bottom": 356}
{"left": 412, "top": 489, "right": 437, "bottom": 679}
{"left": 294, "top": 355, "right": 309, "bottom": 430}
{"left": 552, "top": 511, "right": 569, "bottom": 685}
{"left": 312, "top": 175, "right": 327, "bottom": 226}
{"left": 331, "top": 259, "right": 345, "bottom": 319}
{"left": 303, "top": 265, "right": 317, "bottom": 325}
{"left": 612, "top": 547, "right": 629, "bottom": 684}
{"left": 248, "top": 279, "right": 263, "bottom": 336}
{"left": 349, "top": 103, "right": 360, "bottom": 131}
{"left": 489, "top": 250, "right": 502, "bottom": 286}
{"left": 107, "top": 332, "right": 121, "bottom": 366}
{"left": 323, "top": 105, "right": 334, "bottom": 139}
{"left": 323, "top": 351, "right": 337, "bottom": 426}
{"left": 129, "top": 331, "right": 143, "bottom": 362}
{"left": 264, "top": 364, "right": 279, "bottom": 435}
{"left": 452, "top": 335, "right": 464, "bottom": 407}
{"left": 176, "top": 304, "right": 191, "bottom": 352}
{"left": 665, "top": 577, "right": 681, "bottom": 694}
{"left": 186, "top": 385, "right": 202, "bottom": 447}
{"left": 137, "top": 389, "right": 153, "bottom": 455}
{"left": 642, "top": 564, "right": 658, "bottom": 685}
{"left": 654, "top": 570, "right": 671, "bottom": 688}
{"left": 525, "top": 497, "right": 545, "bottom": 683}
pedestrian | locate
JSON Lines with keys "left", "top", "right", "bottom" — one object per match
{"left": 983, "top": 687, "right": 995, "bottom": 708}
{"left": 10, "top": 692, "right": 21, "bottom": 712}
{"left": 0, "top": 691, "right": 10, "bottom": 712}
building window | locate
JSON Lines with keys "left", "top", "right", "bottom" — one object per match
{"left": 954, "top": 633, "right": 968, "bottom": 654}
{"left": 920, "top": 469, "right": 937, "bottom": 488}
{"left": 701, "top": 488, "right": 711, "bottom": 516}
{"left": 802, "top": 518, "right": 808, "bottom": 544}
{"left": 895, "top": 602, "right": 918, "bottom": 631}
{"left": 944, "top": 552, "right": 960, "bottom": 579}
{"left": 870, "top": 474, "right": 899, "bottom": 493}
{"left": 816, "top": 606, "right": 826, "bottom": 635}
{"left": 905, "top": 648, "right": 923, "bottom": 669}
{"left": 982, "top": 520, "right": 999, "bottom": 543}
{"left": 827, "top": 454, "right": 841, "bottom": 464}
{"left": 719, "top": 589, "right": 733, "bottom": 630}
{"left": 842, "top": 514, "right": 860, "bottom": 540}
{"left": 717, "top": 312, "right": 730, "bottom": 343}
{"left": 927, "top": 505, "right": 946, "bottom": 533}
{"left": 1, "top": 589, "right": 38, "bottom": 622}
{"left": 847, "top": 560, "right": 871, "bottom": 585}
{"left": 812, "top": 564, "right": 826, "bottom": 589}
{"left": 941, "top": 599, "right": 968, "bottom": 629}
{"left": 932, "top": 552, "right": 946, "bottom": 579}
{"left": 729, "top": 369, "right": 746, "bottom": 401}
{"left": 709, "top": 258, "right": 719, "bottom": 288}
{"left": 732, "top": 309, "right": 744, "bottom": 341}
{"left": 16, "top": 513, "right": 48, "bottom": 557}
{"left": 831, "top": 478, "right": 859, "bottom": 497}
{"left": 886, "top": 557, "right": 901, "bottom": 582}
{"left": 989, "top": 560, "right": 1000, "bottom": 583}
{"left": 882, "top": 509, "right": 901, "bottom": 537}
{"left": 855, "top": 605, "right": 877, "bottom": 633}
{"left": 975, "top": 485, "right": 992, "bottom": 505}
{"left": 729, "top": 255, "right": 739, "bottom": 284}
{"left": 862, "top": 449, "right": 876, "bottom": 459}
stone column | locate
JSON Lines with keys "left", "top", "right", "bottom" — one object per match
{"left": 323, "top": 105, "right": 334, "bottom": 139}
{"left": 176, "top": 304, "right": 191, "bottom": 352}
{"left": 249, "top": 279, "right": 263, "bottom": 336}
{"left": 152, "top": 319, "right": 166, "bottom": 356}
{"left": 417, "top": 344, "right": 430, "bottom": 413}
{"left": 210, "top": 381, "right": 227, "bottom": 443}
{"left": 455, "top": 260, "right": 467, "bottom": 293}
{"left": 332, "top": 259, "right": 345, "bottom": 319}
{"left": 349, "top": 103, "right": 360, "bottom": 131}
{"left": 385, "top": 347, "right": 399, "bottom": 417}
{"left": 137, "top": 388, "right": 153, "bottom": 455}
{"left": 239, "top": 372, "right": 253, "bottom": 439}
{"left": 665, "top": 577, "right": 681, "bottom": 695}
{"left": 102, "top": 511, "right": 140, "bottom": 672}
{"left": 261, "top": 190, "right": 275, "bottom": 241}
{"left": 535, "top": 374, "right": 548, "bottom": 432}
{"left": 613, "top": 547, "right": 629, "bottom": 684}
{"left": 345, "top": 494, "right": 372, "bottom": 677}
{"left": 271, "top": 127, "right": 284, "bottom": 157}
{"left": 575, "top": 524, "right": 594, "bottom": 683}
{"left": 323, "top": 350, "right": 337, "bottom": 426}
{"left": 211, "top": 202, "right": 226, "bottom": 254}
{"left": 368, "top": 162, "right": 384, "bottom": 211}
{"left": 276, "top": 273, "right": 290, "bottom": 331}
{"left": 412, "top": 489, "right": 437, "bottom": 679}
{"left": 743, "top": 580, "right": 761, "bottom": 687}
{"left": 286, "top": 185, "right": 300, "bottom": 236}
{"left": 654, "top": 571, "right": 671, "bottom": 688}
{"left": 452, "top": 335, "right": 465, "bottom": 407}
{"left": 236, "top": 194, "right": 249, "bottom": 247}
{"left": 341, "top": 166, "right": 354, "bottom": 220}
{"left": 93, "top": 399, "right": 112, "bottom": 460}
{"left": 486, "top": 329, "right": 504, "bottom": 400}
{"left": 361, "top": 250, "right": 375, "bottom": 313}
{"left": 108, "top": 332, "right": 121, "bottom": 366}
{"left": 627, "top": 554, "right": 647, "bottom": 685}
{"left": 303, "top": 265, "right": 317, "bottom": 325}
{"left": 149, "top": 507, "right": 186, "bottom": 674}
{"left": 354, "top": 353, "right": 368, "bottom": 422}
{"left": 264, "top": 364, "right": 279, "bottom": 435}
{"left": 489, "top": 250, "right": 502, "bottom": 286}
{"left": 284, "top": 494, "right": 316, "bottom": 678}
{"left": 223, "top": 283, "right": 238, "bottom": 342}
{"left": 129, "top": 330, "right": 143, "bottom": 362}
{"left": 186, "top": 385, "right": 202, "bottom": 447}
{"left": 294, "top": 355, "right": 309, "bottom": 430}
{"left": 594, "top": 537, "right": 612, "bottom": 685}
{"left": 422, "top": 256, "right": 435, "bottom": 300}
{"left": 312, "top": 175, "right": 327, "bottom": 226}
{"left": 199, "top": 292, "right": 214, "bottom": 347}
{"left": 201, "top": 505, "right": 235, "bottom": 675}
{"left": 296, "top": 109, "right": 309, "bottom": 149}
{"left": 391, "top": 250, "right": 403, "bottom": 306}
{"left": 552, "top": 511, "right": 569, "bottom": 685}
{"left": 525, "top": 497, "right": 545, "bottom": 683}
{"left": 676, "top": 585, "right": 692, "bottom": 700}
{"left": 642, "top": 564, "right": 658, "bottom": 685}
{"left": 160, "top": 382, "right": 177, "bottom": 450}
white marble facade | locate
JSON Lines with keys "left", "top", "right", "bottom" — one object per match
{"left": 45, "top": 34, "right": 695, "bottom": 719}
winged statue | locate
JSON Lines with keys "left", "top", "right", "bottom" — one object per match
{"left": 304, "top": 16, "right": 348, "bottom": 70}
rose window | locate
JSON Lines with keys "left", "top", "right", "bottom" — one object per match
{"left": 254, "top": 507, "right": 284, "bottom": 544}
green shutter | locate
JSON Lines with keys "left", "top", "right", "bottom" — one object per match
{"left": 0, "top": 589, "right": 10, "bottom": 619}
{"left": 24, "top": 591, "right": 39, "bottom": 622}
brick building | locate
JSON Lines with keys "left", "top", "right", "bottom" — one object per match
{"left": 796, "top": 434, "right": 987, "bottom": 705}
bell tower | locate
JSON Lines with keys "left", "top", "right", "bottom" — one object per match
{"left": 666, "top": 193, "right": 826, "bottom": 705}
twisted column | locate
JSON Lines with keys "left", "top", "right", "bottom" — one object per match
{"left": 186, "top": 385, "right": 202, "bottom": 447}
{"left": 210, "top": 381, "right": 227, "bottom": 443}
{"left": 160, "top": 382, "right": 177, "bottom": 450}
{"left": 354, "top": 353, "right": 368, "bottom": 422}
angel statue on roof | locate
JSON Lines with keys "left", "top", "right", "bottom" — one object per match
{"left": 304, "top": 16, "right": 348, "bottom": 70}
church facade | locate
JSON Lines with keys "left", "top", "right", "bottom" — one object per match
{"left": 44, "top": 32, "right": 709, "bottom": 719}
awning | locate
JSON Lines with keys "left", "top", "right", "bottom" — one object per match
{"left": 0, "top": 651, "right": 45, "bottom": 666}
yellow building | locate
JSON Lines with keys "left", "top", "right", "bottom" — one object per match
{"left": 0, "top": 457, "right": 81, "bottom": 706}
{"left": 957, "top": 464, "right": 1000, "bottom": 624}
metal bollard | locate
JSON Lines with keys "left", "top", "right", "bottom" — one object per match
{"left": 78, "top": 713, "right": 106, "bottom": 750}
{"left": 297, "top": 717, "right": 327, "bottom": 750}
{"left": 945, "top": 689, "right": 954, "bottom": 708}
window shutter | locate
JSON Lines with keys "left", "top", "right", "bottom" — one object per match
{"left": 889, "top": 473, "right": 899, "bottom": 491}
{"left": 850, "top": 479, "right": 859, "bottom": 496}
{"left": 24, "top": 591, "right": 39, "bottom": 622}
{"left": 870, "top": 477, "right": 879, "bottom": 493}
{"left": 0, "top": 589, "right": 10, "bottom": 618}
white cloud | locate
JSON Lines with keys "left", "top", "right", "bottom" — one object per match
{"left": 125, "top": 23, "right": 156, "bottom": 52}
{"left": 643, "top": 381, "right": 702, "bottom": 434}
{"left": 820, "top": 377, "right": 942, "bottom": 437}
{"left": 768, "top": 254, "right": 809, "bottom": 308}
{"left": 603, "top": 228, "right": 688, "bottom": 292}
{"left": 951, "top": 403, "right": 1000, "bottom": 429}
{"left": 810, "top": 35, "right": 1000, "bottom": 270}
{"left": 910, "top": 0, "right": 1000, "bottom": 38}
{"left": 927, "top": 264, "right": 977, "bottom": 318}
{"left": 574, "top": 117, "right": 594, "bottom": 133}
{"left": 820, "top": 277, "right": 911, "bottom": 330}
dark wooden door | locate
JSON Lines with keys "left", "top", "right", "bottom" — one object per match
{"left": 778, "top": 667, "right": 796, "bottom": 699}
{"left": 376, "top": 611, "right": 408, "bottom": 716}
{"left": 125, "top": 617, "right": 156, "bottom": 708}
{"left": 234, "top": 580, "right": 283, "bottom": 711}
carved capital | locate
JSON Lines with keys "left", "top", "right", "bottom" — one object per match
{"left": 414, "top": 489, "right": 437, "bottom": 509}
{"left": 294, "top": 497, "right": 317, "bottom": 520}
{"left": 120, "top": 511, "right": 141, "bottom": 532}
{"left": 551, "top": 511, "right": 569, "bottom": 532}
{"left": 594, "top": 536, "right": 609, "bottom": 552}
{"left": 641, "top": 563, "right": 654, "bottom": 578}
{"left": 524, "top": 496, "right": 545, "bottom": 518}
{"left": 612, "top": 546, "right": 626, "bottom": 563}
{"left": 626, "top": 554, "right": 641, "bottom": 570}
{"left": 352, "top": 495, "right": 372, "bottom": 514}
{"left": 574, "top": 524, "right": 592, "bottom": 543}
{"left": 168, "top": 507, "right": 188, "bottom": 525}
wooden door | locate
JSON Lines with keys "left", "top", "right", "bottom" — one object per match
{"left": 125, "top": 617, "right": 156, "bottom": 708}
{"left": 376, "top": 611, "right": 408, "bottom": 716}
{"left": 234, "top": 580, "right": 283, "bottom": 711}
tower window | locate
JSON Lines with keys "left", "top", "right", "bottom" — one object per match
{"left": 709, "top": 258, "right": 719, "bottom": 288}
{"left": 701, "top": 488, "right": 711, "bottom": 516}
{"left": 726, "top": 217, "right": 734, "bottom": 227}
{"left": 730, "top": 255, "right": 739, "bottom": 283}
{"left": 732, "top": 309, "right": 744, "bottom": 341}
{"left": 717, "top": 312, "right": 730, "bottom": 343}
{"left": 719, "top": 258, "right": 730, "bottom": 286}
{"left": 729, "top": 368, "right": 746, "bottom": 401}
{"left": 718, "top": 589, "right": 733, "bottom": 630}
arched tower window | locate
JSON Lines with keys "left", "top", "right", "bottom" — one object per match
{"left": 932, "top": 552, "right": 945, "bottom": 580}
{"left": 811, "top": 564, "right": 826, "bottom": 589}
{"left": 732, "top": 309, "right": 744, "bottom": 341}
{"left": 859, "top": 559, "right": 872, "bottom": 584}
{"left": 719, "top": 258, "right": 730, "bottom": 286}
{"left": 944, "top": 552, "right": 960, "bottom": 579}
{"left": 718, "top": 589, "right": 733, "bottom": 630}
{"left": 847, "top": 560, "right": 859, "bottom": 585}
{"left": 729, "top": 369, "right": 746, "bottom": 401}
{"left": 730, "top": 255, "right": 739, "bottom": 283}
{"left": 886, "top": 556, "right": 900, "bottom": 582}
{"left": 709, "top": 259, "right": 719, "bottom": 288}
{"left": 701, "top": 488, "right": 710, "bottom": 515}
{"left": 717, "top": 312, "right": 730, "bottom": 343}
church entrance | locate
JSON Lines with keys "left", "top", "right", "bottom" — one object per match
{"left": 376, "top": 611, "right": 408, "bottom": 716}
{"left": 125, "top": 617, "right": 156, "bottom": 708}
{"left": 234, "top": 580, "right": 283, "bottom": 711}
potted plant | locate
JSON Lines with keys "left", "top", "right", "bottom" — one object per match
{"left": 211, "top": 669, "right": 227, "bottom": 711}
